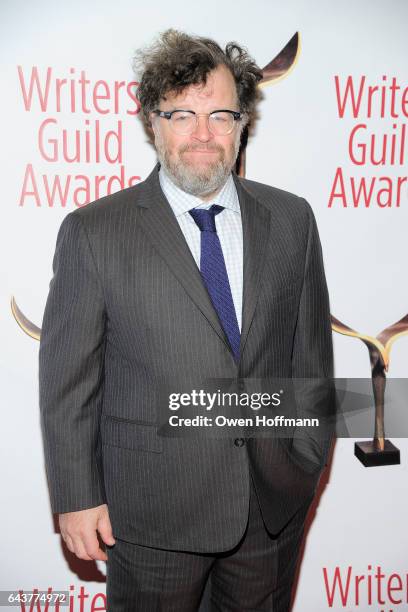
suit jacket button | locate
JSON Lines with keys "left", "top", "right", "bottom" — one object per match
{"left": 237, "top": 379, "right": 245, "bottom": 392}
{"left": 234, "top": 438, "right": 245, "bottom": 447}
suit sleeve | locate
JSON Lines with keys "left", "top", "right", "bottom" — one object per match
{"left": 39, "top": 212, "right": 107, "bottom": 514}
{"left": 290, "top": 199, "right": 336, "bottom": 473}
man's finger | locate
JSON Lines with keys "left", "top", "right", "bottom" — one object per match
{"left": 98, "top": 515, "right": 116, "bottom": 546}
{"left": 64, "top": 534, "right": 75, "bottom": 554}
{"left": 82, "top": 530, "right": 108, "bottom": 561}
{"left": 71, "top": 536, "right": 94, "bottom": 561}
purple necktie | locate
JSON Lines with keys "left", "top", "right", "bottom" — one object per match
{"left": 189, "top": 205, "right": 240, "bottom": 362}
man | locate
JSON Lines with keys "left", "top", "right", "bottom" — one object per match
{"left": 39, "top": 30, "right": 335, "bottom": 611}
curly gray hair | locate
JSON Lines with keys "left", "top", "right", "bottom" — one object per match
{"left": 133, "top": 29, "right": 263, "bottom": 128}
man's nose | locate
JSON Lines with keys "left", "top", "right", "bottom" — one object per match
{"left": 191, "top": 115, "right": 212, "bottom": 141}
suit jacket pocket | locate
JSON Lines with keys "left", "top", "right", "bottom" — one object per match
{"left": 101, "top": 414, "right": 163, "bottom": 453}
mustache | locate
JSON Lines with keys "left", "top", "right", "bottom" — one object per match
{"left": 179, "top": 143, "right": 223, "bottom": 153}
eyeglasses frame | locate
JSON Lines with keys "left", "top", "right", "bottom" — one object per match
{"left": 152, "top": 109, "right": 243, "bottom": 135}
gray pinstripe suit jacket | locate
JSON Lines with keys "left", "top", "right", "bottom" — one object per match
{"left": 39, "top": 164, "right": 334, "bottom": 553}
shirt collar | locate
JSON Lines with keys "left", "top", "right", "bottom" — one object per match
{"left": 159, "top": 166, "right": 240, "bottom": 217}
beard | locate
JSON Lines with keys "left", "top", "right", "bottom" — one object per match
{"left": 155, "top": 132, "right": 241, "bottom": 198}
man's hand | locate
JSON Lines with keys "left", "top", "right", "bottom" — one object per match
{"left": 59, "top": 504, "right": 115, "bottom": 561}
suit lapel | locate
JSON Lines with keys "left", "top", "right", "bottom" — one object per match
{"left": 233, "top": 174, "right": 271, "bottom": 359}
{"left": 136, "top": 166, "right": 232, "bottom": 353}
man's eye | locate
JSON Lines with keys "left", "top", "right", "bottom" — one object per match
{"left": 211, "top": 113, "right": 228, "bottom": 122}
{"left": 173, "top": 113, "right": 192, "bottom": 122}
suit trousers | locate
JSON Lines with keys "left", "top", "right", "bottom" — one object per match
{"left": 106, "top": 472, "right": 312, "bottom": 612}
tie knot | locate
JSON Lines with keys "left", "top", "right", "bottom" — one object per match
{"left": 189, "top": 205, "right": 224, "bottom": 233}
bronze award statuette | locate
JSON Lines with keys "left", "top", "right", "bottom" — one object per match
{"left": 11, "top": 296, "right": 41, "bottom": 340}
{"left": 235, "top": 32, "right": 300, "bottom": 177}
{"left": 332, "top": 314, "right": 408, "bottom": 466}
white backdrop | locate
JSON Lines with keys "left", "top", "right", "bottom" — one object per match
{"left": 1, "top": 1, "right": 408, "bottom": 610}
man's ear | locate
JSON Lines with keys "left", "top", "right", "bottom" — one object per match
{"left": 147, "top": 113, "right": 158, "bottom": 144}
{"left": 148, "top": 112, "right": 157, "bottom": 136}
{"left": 140, "top": 113, "right": 156, "bottom": 147}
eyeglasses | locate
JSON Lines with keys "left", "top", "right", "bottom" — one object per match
{"left": 152, "top": 109, "right": 243, "bottom": 136}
